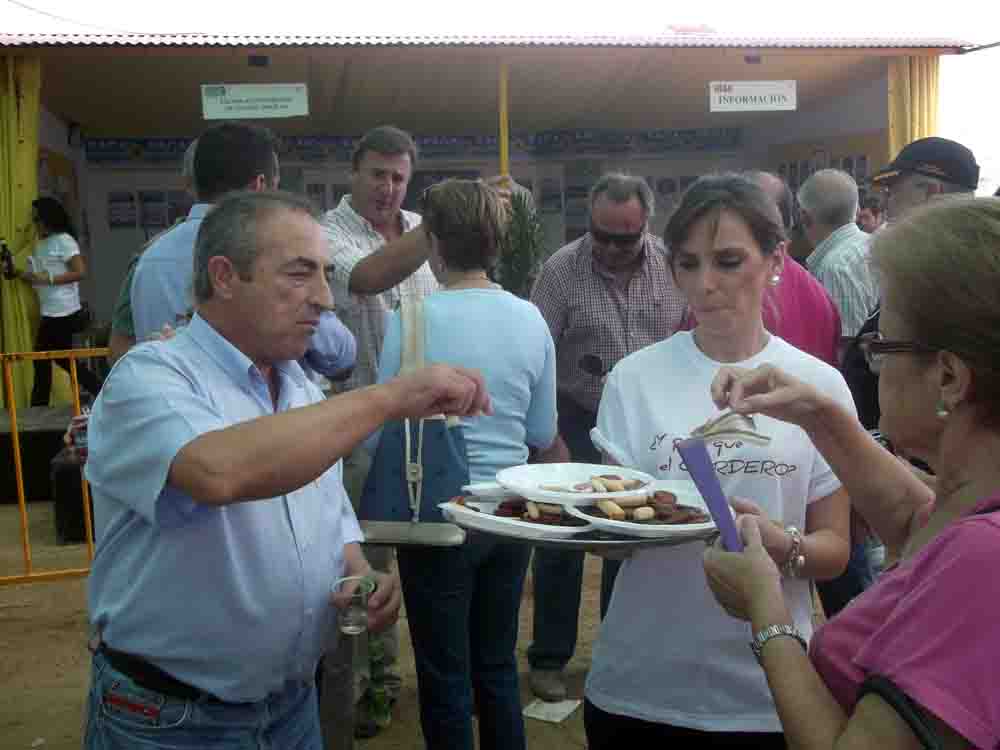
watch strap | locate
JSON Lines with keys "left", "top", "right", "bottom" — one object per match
{"left": 750, "top": 623, "right": 807, "bottom": 662}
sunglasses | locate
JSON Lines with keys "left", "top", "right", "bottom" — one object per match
{"left": 591, "top": 226, "right": 643, "bottom": 247}
{"left": 857, "top": 331, "right": 936, "bottom": 374}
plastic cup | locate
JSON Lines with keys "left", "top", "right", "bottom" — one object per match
{"left": 331, "top": 576, "right": 376, "bottom": 635}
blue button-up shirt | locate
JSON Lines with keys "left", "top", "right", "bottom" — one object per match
{"left": 85, "top": 314, "right": 363, "bottom": 703}
{"left": 130, "top": 203, "right": 211, "bottom": 342}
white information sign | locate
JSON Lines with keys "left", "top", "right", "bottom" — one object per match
{"left": 201, "top": 83, "right": 309, "bottom": 120}
{"left": 709, "top": 80, "right": 797, "bottom": 112}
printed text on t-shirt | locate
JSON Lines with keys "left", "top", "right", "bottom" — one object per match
{"left": 651, "top": 435, "right": 798, "bottom": 478}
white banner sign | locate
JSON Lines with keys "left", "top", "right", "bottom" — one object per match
{"left": 709, "top": 80, "right": 797, "bottom": 112}
{"left": 201, "top": 83, "right": 309, "bottom": 120}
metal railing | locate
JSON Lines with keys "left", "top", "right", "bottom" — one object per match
{"left": 1, "top": 347, "right": 107, "bottom": 586}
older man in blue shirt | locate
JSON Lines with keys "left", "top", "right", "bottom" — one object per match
{"left": 84, "top": 190, "right": 490, "bottom": 749}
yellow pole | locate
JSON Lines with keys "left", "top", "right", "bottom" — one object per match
{"left": 3, "top": 359, "right": 33, "bottom": 575}
{"left": 499, "top": 60, "right": 510, "bottom": 177}
{"left": 0, "top": 568, "right": 90, "bottom": 586}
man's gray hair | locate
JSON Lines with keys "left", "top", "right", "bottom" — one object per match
{"left": 906, "top": 171, "right": 975, "bottom": 198}
{"left": 193, "top": 190, "right": 318, "bottom": 303}
{"left": 797, "top": 169, "right": 859, "bottom": 228}
{"left": 589, "top": 173, "right": 655, "bottom": 219}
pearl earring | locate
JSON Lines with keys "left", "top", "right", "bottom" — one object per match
{"left": 769, "top": 274, "right": 781, "bottom": 286}
{"left": 936, "top": 401, "right": 950, "bottom": 419}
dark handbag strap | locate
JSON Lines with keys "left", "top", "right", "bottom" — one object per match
{"left": 857, "top": 675, "right": 943, "bottom": 750}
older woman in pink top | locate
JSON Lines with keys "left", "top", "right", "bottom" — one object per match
{"left": 704, "top": 197, "right": 1000, "bottom": 750}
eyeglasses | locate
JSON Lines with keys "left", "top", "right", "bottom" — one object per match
{"left": 590, "top": 226, "right": 643, "bottom": 247}
{"left": 857, "top": 331, "right": 936, "bottom": 374}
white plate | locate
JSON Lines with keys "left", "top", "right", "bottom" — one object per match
{"left": 460, "top": 482, "right": 510, "bottom": 499}
{"left": 563, "top": 480, "right": 718, "bottom": 539}
{"left": 495, "top": 463, "right": 655, "bottom": 507}
{"left": 439, "top": 499, "right": 593, "bottom": 540}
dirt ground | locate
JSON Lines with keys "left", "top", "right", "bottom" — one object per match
{"left": 0, "top": 502, "right": 600, "bottom": 749}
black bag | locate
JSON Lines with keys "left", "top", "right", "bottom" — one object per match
{"left": 857, "top": 675, "right": 942, "bottom": 750}
{"left": 841, "top": 308, "right": 881, "bottom": 431}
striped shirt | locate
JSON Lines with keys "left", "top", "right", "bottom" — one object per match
{"left": 807, "top": 223, "right": 879, "bottom": 339}
{"left": 530, "top": 233, "right": 687, "bottom": 413}
{"left": 322, "top": 195, "right": 438, "bottom": 391}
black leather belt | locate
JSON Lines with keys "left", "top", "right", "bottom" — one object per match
{"left": 98, "top": 644, "right": 222, "bottom": 703}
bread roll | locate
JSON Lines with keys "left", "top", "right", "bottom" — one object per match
{"left": 590, "top": 477, "right": 609, "bottom": 493}
{"left": 631, "top": 506, "right": 655, "bottom": 521}
{"left": 596, "top": 499, "right": 625, "bottom": 521}
{"left": 614, "top": 495, "right": 651, "bottom": 508}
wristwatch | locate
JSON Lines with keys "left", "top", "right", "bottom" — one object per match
{"left": 750, "top": 624, "right": 807, "bottom": 662}
{"left": 780, "top": 525, "right": 805, "bottom": 578}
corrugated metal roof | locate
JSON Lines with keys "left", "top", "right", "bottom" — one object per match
{"left": 0, "top": 31, "right": 976, "bottom": 49}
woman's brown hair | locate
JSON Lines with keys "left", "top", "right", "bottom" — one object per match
{"left": 871, "top": 197, "right": 1000, "bottom": 426}
{"left": 664, "top": 173, "right": 786, "bottom": 266}
{"left": 420, "top": 179, "right": 509, "bottom": 272}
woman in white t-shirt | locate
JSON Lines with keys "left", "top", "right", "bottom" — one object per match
{"left": 585, "top": 174, "right": 854, "bottom": 748}
{"left": 18, "top": 197, "right": 101, "bottom": 405}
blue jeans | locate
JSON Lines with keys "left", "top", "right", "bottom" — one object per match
{"left": 84, "top": 651, "right": 323, "bottom": 750}
{"left": 397, "top": 534, "right": 530, "bottom": 750}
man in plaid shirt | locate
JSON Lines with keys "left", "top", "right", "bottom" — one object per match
{"left": 527, "top": 173, "right": 687, "bottom": 702}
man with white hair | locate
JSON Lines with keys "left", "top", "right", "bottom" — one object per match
{"left": 843, "top": 137, "right": 981, "bottom": 432}
{"left": 798, "top": 169, "right": 879, "bottom": 343}
{"left": 874, "top": 137, "right": 981, "bottom": 222}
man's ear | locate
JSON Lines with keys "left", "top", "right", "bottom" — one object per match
{"left": 205, "top": 255, "right": 239, "bottom": 300}
{"left": 248, "top": 174, "right": 267, "bottom": 193}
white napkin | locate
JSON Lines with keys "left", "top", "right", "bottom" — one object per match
{"left": 522, "top": 698, "right": 582, "bottom": 724}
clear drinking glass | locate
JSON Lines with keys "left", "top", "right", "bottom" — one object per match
{"left": 331, "top": 576, "right": 376, "bottom": 635}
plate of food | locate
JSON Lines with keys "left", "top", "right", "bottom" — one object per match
{"left": 439, "top": 496, "right": 593, "bottom": 540}
{"left": 563, "top": 480, "right": 718, "bottom": 539}
{"left": 494, "top": 463, "right": 655, "bottom": 506}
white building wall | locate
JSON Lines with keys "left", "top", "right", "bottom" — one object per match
{"left": 748, "top": 68, "right": 889, "bottom": 152}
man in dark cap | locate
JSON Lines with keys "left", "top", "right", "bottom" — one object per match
{"left": 871, "top": 136, "right": 980, "bottom": 222}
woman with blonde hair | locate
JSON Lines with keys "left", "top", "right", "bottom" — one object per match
{"left": 705, "top": 197, "right": 1000, "bottom": 749}
{"left": 372, "top": 179, "right": 564, "bottom": 750}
